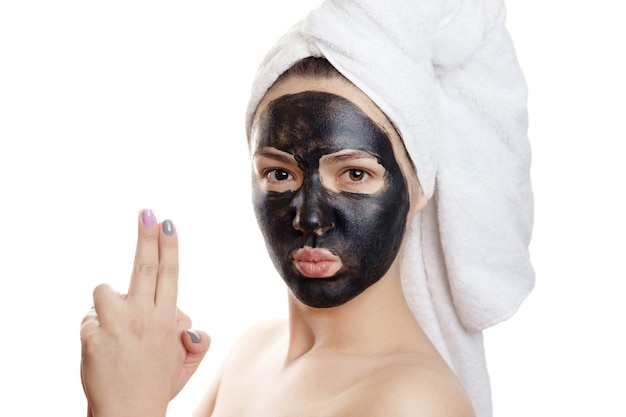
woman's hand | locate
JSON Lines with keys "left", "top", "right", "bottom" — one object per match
{"left": 80, "top": 210, "right": 211, "bottom": 417}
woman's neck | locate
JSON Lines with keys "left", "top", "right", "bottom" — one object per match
{"left": 284, "top": 261, "right": 429, "bottom": 363}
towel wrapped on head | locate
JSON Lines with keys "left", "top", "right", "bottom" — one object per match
{"left": 246, "top": 0, "right": 534, "bottom": 415}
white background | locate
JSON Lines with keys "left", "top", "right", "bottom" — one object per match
{"left": 1, "top": 1, "right": 624, "bottom": 416}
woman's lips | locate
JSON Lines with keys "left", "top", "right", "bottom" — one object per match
{"left": 293, "top": 246, "right": 343, "bottom": 278}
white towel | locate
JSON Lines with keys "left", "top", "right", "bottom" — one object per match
{"left": 245, "top": 1, "right": 534, "bottom": 415}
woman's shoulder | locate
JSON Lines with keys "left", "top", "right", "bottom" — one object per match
{"left": 349, "top": 353, "right": 476, "bottom": 417}
{"left": 193, "top": 319, "right": 288, "bottom": 417}
{"left": 219, "top": 319, "right": 288, "bottom": 369}
{"left": 230, "top": 319, "right": 287, "bottom": 352}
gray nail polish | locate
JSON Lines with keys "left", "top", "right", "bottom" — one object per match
{"left": 162, "top": 219, "right": 174, "bottom": 235}
{"left": 186, "top": 329, "right": 201, "bottom": 343}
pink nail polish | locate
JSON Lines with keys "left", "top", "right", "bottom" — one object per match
{"left": 142, "top": 209, "right": 155, "bottom": 226}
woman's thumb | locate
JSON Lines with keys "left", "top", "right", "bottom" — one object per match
{"left": 182, "top": 329, "right": 211, "bottom": 357}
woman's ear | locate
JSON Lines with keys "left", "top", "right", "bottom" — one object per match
{"left": 403, "top": 162, "right": 428, "bottom": 222}
{"left": 409, "top": 181, "right": 428, "bottom": 217}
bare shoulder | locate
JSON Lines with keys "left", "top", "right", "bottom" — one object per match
{"left": 211, "top": 318, "right": 288, "bottom": 377}
{"left": 347, "top": 355, "right": 475, "bottom": 417}
{"left": 225, "top": 319, "right": 287, "bottom": 358}
{"left": 193, "top": 319, "right": 287, "bottom": 417}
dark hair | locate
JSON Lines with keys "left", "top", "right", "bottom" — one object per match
{"left": 274, "top": 57, "right": 354, "bottom": 86}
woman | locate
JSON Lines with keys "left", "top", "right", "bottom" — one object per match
{"left": 198, "top": 57, "right": 475, "bottom": 416}
{"left": 80, "top": 1, "right": 533, "bottom": 416}
{"left": 81, "top": 56, "right": 473, "bottom": 417}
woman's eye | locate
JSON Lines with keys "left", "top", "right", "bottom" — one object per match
{"left": 341, "top": 169, "right": 369, "bottom": 183}
{"left": 347, "top": 169, "right": 365, "bottom": 182}
{"left": 318, "top": 153, "right": 385, "bottom": 194}
{"left": 266, "top": 169, "right": 293, "bottom": 182}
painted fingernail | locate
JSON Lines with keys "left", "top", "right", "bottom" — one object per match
{"left": 162, "top": 219, "right": 174, "bottom": 235}
{"left": 142, "top": 209, "right": 155, "bottom": 226}
{"left": 186, "top": 329, "right": 201, "bottom": 343}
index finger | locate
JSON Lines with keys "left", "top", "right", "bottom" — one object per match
{"left": 127, "top": 209, "right": 160, "bottom": 305}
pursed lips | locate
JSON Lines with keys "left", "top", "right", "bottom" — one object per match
{"left": 292, "top": 246, "right": 343, "bottom": 278}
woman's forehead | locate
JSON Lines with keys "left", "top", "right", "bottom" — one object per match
{"left": 253, "top": 76, "right": 397, "bottom": 140}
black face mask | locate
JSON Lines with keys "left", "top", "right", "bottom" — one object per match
{"left": 252, "top": 91, "right": 410, "bottom": 308}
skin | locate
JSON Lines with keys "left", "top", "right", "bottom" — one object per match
{"left": 80, "top": 76, "right": 475, "bottom": 417}
{"left": 251, "top": 90, "right": 410, "bottom": 308}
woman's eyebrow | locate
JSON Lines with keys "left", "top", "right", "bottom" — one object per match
{"left": 321, "top": 150, "right": 380, "bottom": 164}
{"left": 253, "top": 148, "right": 296, "bottom": 164}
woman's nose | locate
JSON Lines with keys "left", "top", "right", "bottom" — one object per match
{"left": 291, "top": 180, "right": 335, "bottom": 235}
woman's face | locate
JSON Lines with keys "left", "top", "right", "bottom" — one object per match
{"left": 250, "top": 77, "right": 423, "bottom": 308}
